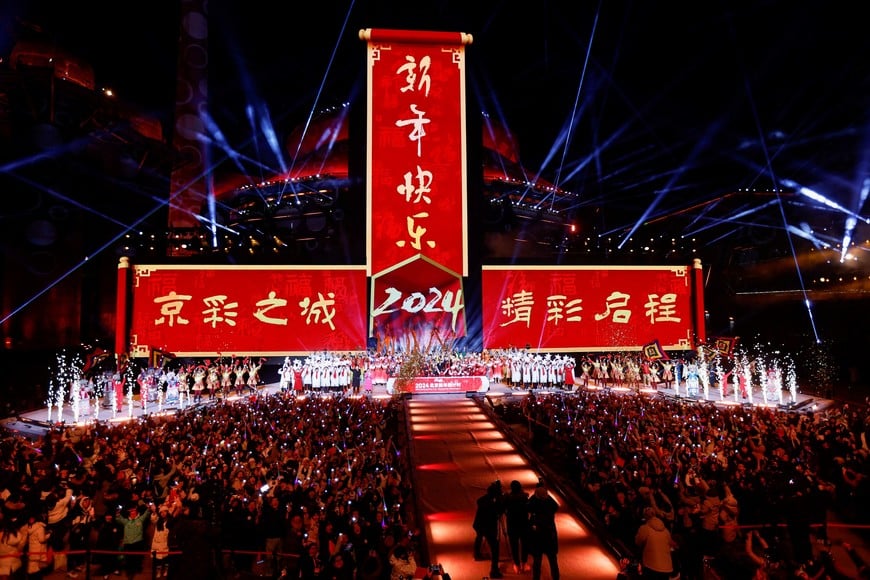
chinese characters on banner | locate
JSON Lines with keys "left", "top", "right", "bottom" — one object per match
{"left": 481, "top": 265, "right": 696, "bottom": 352}
{"left": 129, "top": 265, "right": 368, "bottom": 357}
{"left": 370, "top": 255, "right": 466, "bottom": 351}
{"left": 363, "top": 28, "right": 469, "bottom": 277}
{"left": 362, "top": 28, "right": 472, "bottom": 343}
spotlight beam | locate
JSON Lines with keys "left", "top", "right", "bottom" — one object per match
{"left": 0, "top": 194, "right": 175, "bottom": 327}
{"left": 683, "top": 199, "right": 779, "bottom": 237}
{"left": 473, "top": 70, "right": 536, "bottom": 186}
{"left": 201, "top": 111, "right": 268, "bottom": 181}
{"left": 256, "top": 103, "right": 288, "bottom": 175}
{"left": 787, "top": 224, "right": 832, "bottom": 250}
{"left": 780, "top": 179, "right": 869, "bottom": 224}
{"left": 742, "top": 74, "right": 820, "bottom": 343}
{"left": 14, "top": 139, "right": 232, "bottom": 237}
{"left": 553, "top": 0, "right": 601, "bottom": 192}
{"left": 11, "top": 173, "right": 134, "bottom": 231}
{"left": 618, "top": 119, "right": 722, "bottom": 249}
{"left": 278, "top": 0, "right": 356, "bottom": 207}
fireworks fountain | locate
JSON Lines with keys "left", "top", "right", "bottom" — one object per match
{"left": 741, "top": 353, "right": 753, "bottom": 405}
{"left": 757, "top": 358, "right": 768, "bottom": 405}
{"left": 788, "top": 366, "right": 798, "bottom": 404}
{"left": 111, "top": 375, "right": 119, "bottom": 418}
{"left": 774, "top": 366, "right": 784, "bottom": 405}
{"left": 70, "top": 377, "right": 81, "bottom": 423}
{"left": 733, "top": 370, "right": 740, "bottom": 403}
{"left": 46, "top": 377, "right": 54, "bottom": 423}
{"left": 699, "top": 348, "right": 710, "bottom": 400}
{"left": 46, "top": 351, "right": 84, "bottom": 423}
{"left": 127, "top": 378, "right": 134, "bottom": 419}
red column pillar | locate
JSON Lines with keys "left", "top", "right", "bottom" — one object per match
{"left": 692, "top": 258, "right": 706, "bottom": 347}
{"left": 115, "top": 257, "right": 130, "bottom": 364}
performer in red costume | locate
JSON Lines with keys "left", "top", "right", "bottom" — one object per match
{"left": 113, "top": 373, "right": 125, "bottom": 410}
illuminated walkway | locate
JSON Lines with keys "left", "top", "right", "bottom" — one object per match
{"left": 408, "top": 395, "right": 620, "bottom": 579}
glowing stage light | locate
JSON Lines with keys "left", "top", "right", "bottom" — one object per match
{"left": 840, "top": 217, "right": 856, "bottom": 262}
{"left": 787, "top": 224, "right": 831, "bottom": 249}
{"left": 480, "top": 442, "right": 521, "bottom": 455}
{"left": 782, "top": 179, "right": 869, "bottom": 223}
{"left": 417, "top": 462, "right": 460, "bottom": 471}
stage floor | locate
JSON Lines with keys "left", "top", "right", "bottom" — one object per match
{"left": 1, "top": 378, "right": 835, "bottom": 441}
{"left": 1, "top": 382, "right": 355, "bottom": 438}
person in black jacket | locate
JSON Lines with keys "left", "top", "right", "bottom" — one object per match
{"left": 94, "top": 511, "right": 123, "bottom": 578}
{"left": 503, "top": 480, "right": 530, "bottom": 574}
{"left": 527, "top": 481, "right": 559, "bottom": 580}
{"left": 298, "top": 541, "right": 325, "bottom": 579}
{"left": 258, "top": 495, "right": 288, "bottom": 577}
{"left": 473, "top": 480, "right": 505, "bottom": 579}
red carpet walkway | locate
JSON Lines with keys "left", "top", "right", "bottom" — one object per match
{"left": 408, "top": 394, "right": 620, "bottom": 580}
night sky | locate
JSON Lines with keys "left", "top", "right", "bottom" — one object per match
{"left": 3, "top": 0, "right": 870, "bottom": 363}
{"left": 8, "top": 1, "right": 868, "bottom": 218}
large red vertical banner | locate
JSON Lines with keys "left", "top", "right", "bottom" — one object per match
{"left": 115, "top": 257, "right": 130, "bottom": 360}
{"left": 362, "top": 29, "right": 470, "bottom": 278}
{"left": 362, "top": 29, "right": 472, "bottom": 344}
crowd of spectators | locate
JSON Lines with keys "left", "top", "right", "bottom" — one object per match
{"left": 508, "top": 388, "right": 869, "bottom": 578}
{"left": 2, "top": 351, "right": 869, "bottom": 580}
{"left": 0, "top": 392, "right": 427, "bottom": 579}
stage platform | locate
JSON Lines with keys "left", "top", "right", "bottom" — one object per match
{"left": 1, "top": 377, "right": 837, "bottom": 442}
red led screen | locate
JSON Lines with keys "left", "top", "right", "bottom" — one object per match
{"left": 364, "top": 28, "right": 469, "bottom": 277}
{"left": 129, "top": 265, "right": 368, "bottom": 357}
{"left": 482, "top": 265, "right": 697, "bottom": 352}
{"left": 369, "top": 255, "right": 466, "bottom": 351}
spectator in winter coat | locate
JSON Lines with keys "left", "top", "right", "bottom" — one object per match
{"left": 67, "top": 494, "right": 96, "bottom": 577}
{"left": 473, "top": 480, "right": 505, "bottom": 578}
{"left": 718, "top": 491, "right": 740, "bottom": 546}
{"left": 0, "top": 516, "right": 27, "bottom": 579}
{"left": 94, "top": 512, "right": 123, "bottom": 577}
{"left": 527, "top": 482, "right": 560, "bottom": 580}
{"left": 697, "top": 480, "right": 721, "bottom": 554}
{"left": 115, "top": 504, "right": 150, "bottom": 580}
{"left": 635, "top": 507, "right": 675, "bottom": 580}
{"left": 387, "top": 545, "right": 417, "bottom": 580}
{"left": 45, "top": 486, "right": 74, "bottom": 554}
{"left": 25, "top": 512, "right": 52, "bottom": 578}
{"left": 504, "top": 480, "right": 530, "bottom": 574}
{"left": 150, "top": 504, "right": 173, "bottom": 578}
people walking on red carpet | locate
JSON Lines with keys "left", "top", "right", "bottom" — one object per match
{"left": 473, "top": 480, "right": 505, "bottom": 578}
{"left": 504, "top": 479, "right": 530, "bottom": 573}
{"left": 527, "top": 480, "right": 560, "bottom": 580}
